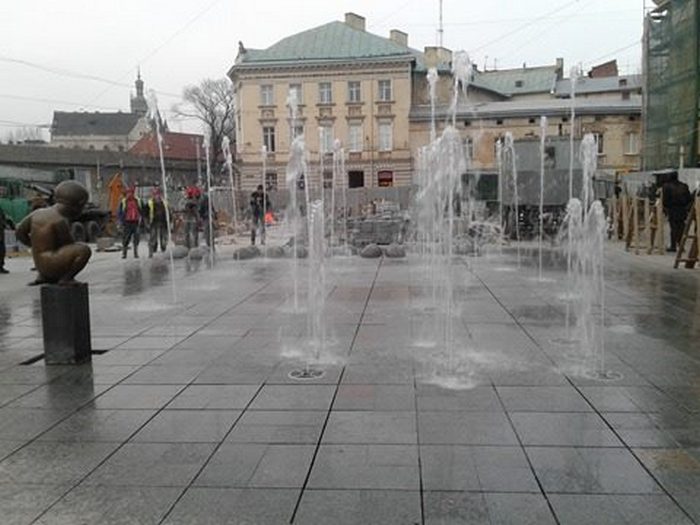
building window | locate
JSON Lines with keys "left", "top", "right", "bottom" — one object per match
{"left": 290, "top": 124, "right": 304, "bottom": 141}
{"left": 622, "top": 91, "right": 630, "bottom": 100}
{"left": 260, "top": 84, "right": 274, "bottom": 106}
{"left": 265, "top": 172, "right": 278, "bottom": 191}
{"left": 624, "top": 132, "right": 639, "bottom": 155}
{"left": 262, "top": 126, "right": 276, "bottom": 152}
{"left": 288, "top": 84, "right": 302, "bottom": 105}
{"left": 378, "top": 80, "right": 392, "bottom": 101}
{"left": 515, "top": 80, "right": 524, "bottom": 88}
{"left": 463, "top": 137, "right": 474, "bottom": 160}
{"left": 348, "top": 81, "right": 361, "bottom": 103}
{"left": 348, "top": 170, "right": 364, "bottom": 188}
{"left": 323, "top": 170, "right": 333, "bottom": 189}
{"left": 378, "top": 171, "right": 394, "bottom": 187}
{"left": 349, "top": 124, "right": 363, "bottom": 152}
{"left": 319, "top": 82, "right": 332, "bottom": 104}
{"left": 378, "top": 122, "right": 393, "bottom": 151}
{"left": 320, "top": 125, "right": 334, "bottom": 153}
{"left": 593, "top": 133, "right": 604, "bottom": 155}
{"left": 496, "top": 119, "right": 504, "bottom": 125}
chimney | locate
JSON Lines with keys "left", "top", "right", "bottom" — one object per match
{"left": 555, "top": 57, "right": 564, "bottom": 80}
{"left": 390, "top": 29, "right": 408, "bottom": 47}
{"left": 424, "top": 46, "right": 452, "bottom": 68}
{"left": 345, "top": 13, "right": 366, "bottom": 32}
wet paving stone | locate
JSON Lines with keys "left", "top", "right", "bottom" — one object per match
{"left": 526, "top": 446, "right": 664, "bottom": 494}
{"left": 0, "top": 248, "right": 698, "bottom": 522}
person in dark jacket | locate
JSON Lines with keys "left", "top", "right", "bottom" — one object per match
{"left": 250, "top": 184, "right": 271, "bottom": 245}
{"left": 146, "top": 188, "right": 169, "bottom": 257}
{"left": 662, "top": 171, "right": 692, "bottom": 252}
{"left": 183, "top": 186, "right": 200, "bottom": 249}
{"left": 0, "top": 207, "right": 14, "bottom": 274}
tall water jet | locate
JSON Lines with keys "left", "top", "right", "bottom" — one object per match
{"left": 503, "top": 133, "right": 520, "bottom": 267}
{"left": 261, "top": 144, "right": 268, "bottom": 252}
{"left": 307, "top": 199, "right": 326, "bottom": 365}
{"left": 565, "top": 199, "right": 615, "bottom": 379}
{"left": 427, "top": 67, "right": 438, "bottom": 142}
{"left": 496, "top": 137, "right": 504, "bottom": 253}
{"left": 340, "top": 145, "right": 348, "bottom": 252}
{"left": 568, "top": 64, "right": 582, "bottom": 201}
{"left": 579, "top": 133, "right": 598, "bottom": 209}
{"left": 222, "top": 136, "right": 237, "bottom": 232}
{"left": 414, "top": 53, "right": 471, "bottom": 387}
{"left": 146, "top": 90, "right": 177, "bottom": 302}
{"left": 330, "top": 139, "right": 341, "bottom": 251}
{"left": 451, "top": 51, "right": 472, "bottom": 127}
{"left": 286, "top": 136, "right": 307, "bottom": 311}
{"left": 538, "top": 116, "right": 548, "bottom": 280}
{"left": 204, "top": 134, "right": 215, "bottom": 264}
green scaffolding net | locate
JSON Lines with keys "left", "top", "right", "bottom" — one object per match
{"left": 644, "top": 0, "right": 700, "bottom": 170}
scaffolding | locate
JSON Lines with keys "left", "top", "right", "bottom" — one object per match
{"left": 643, "top": 0, "right": 700, "bottom": 170}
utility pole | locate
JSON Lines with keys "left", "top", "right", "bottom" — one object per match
{"left": 438, "top": 0, "right": 444, "bottom": 48}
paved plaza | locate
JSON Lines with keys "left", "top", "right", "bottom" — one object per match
{"left": 0, "top": 241, "right": 699, "bottom": 524}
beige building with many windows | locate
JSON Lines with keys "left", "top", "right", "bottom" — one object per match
{"left": 229, "top": 13, "right": 415, "bottom": 191}
{"left": 228, "top": 13, "right": 642, "bottom": 192}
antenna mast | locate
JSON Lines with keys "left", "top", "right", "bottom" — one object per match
{"left": 438, "top": 0, "right": 444, "bottom": 47}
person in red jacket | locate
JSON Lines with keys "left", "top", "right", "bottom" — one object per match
{"left": 118, "top": 187, "right": 143, "bottom": 259}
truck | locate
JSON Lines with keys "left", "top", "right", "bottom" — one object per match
{"left": 0, "top": 175, "right": 112, "bottom": 243}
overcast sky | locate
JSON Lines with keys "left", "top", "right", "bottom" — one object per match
{"left": 0, "top": 0, "right": 646, "bottom": 139}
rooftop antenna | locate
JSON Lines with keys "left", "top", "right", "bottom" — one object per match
{"left": 438, "top": 0, "right": 444, "bottom": 48}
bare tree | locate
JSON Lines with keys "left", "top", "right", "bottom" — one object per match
{"left": 172, "top": 78, "right": 235, "bottom": 168}
{"left": 2, "top": 126, "right": 46, "bottom": 144}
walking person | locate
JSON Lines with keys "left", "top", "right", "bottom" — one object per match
{"left": 146, "top": 188, "right": 169, "bottom": 257}
{"left": 183, "top": 186, "right": 200, "bottom": 249}
{"left": 118, "top": 187, "right": 142, "bottom": 259}
{"left": 0, "top": 207, "right": 14, "bottom": 274}
{"left": 662, "top": 171, "right": 692, "bottom": 252}
{"left": 199, "top": 191, "right": 217, "bottom": 250}
{"left": 250, "top": 184, "right": 271, "bottom": 245}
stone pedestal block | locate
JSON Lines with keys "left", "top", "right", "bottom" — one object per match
{"left": 41, "top": 283, "right": 92, "bottom": 365}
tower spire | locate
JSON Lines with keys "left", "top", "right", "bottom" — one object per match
{"left": 131, "top": 68, "right": 147, "bottom": 115}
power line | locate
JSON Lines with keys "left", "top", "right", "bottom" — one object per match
{"left": 388, "top": 9, "right": 639, "bottom": 28}
{"left": 582, "top": 41, "right": 641, "bottom": 66}
{"left": 367, "top": 0, "right": 417, "bottom": 29}
{"left": 471, "top": 0, "right": 582, "bottom": 53}
{"left": 87, "top": 0, "right": 227, "bottom": 106}
{"left": 0, "top": 93, "right": 123, "bottom": 111}
{"left": 0, "top": 118, "right": 50, "bottom": 128}
{"left": 0, "top": 55, "right": 181, "bottom": 99}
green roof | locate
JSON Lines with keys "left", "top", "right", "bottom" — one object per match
{"left": 473, "top": 66, "right": 558, "bottom": 96}
{"left": 239, "top": 21, "right": 414, "bottom": 65}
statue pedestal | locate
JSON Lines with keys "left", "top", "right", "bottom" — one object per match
{"left": 41, "top": 283, "right": 92, "bottom": 365}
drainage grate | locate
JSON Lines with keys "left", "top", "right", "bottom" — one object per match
{"left": 288, "top": 368, "right": 325, "bottom": 380}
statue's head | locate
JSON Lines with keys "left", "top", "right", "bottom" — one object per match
{"left": 54, "top": 180, "right": 89, "bottom": 220}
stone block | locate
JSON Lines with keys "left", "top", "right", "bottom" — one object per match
{"left": 41, "top": 283, "right": 92, "bottom": 365}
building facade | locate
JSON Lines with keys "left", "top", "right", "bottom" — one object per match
{"left": 229, "top": 13, "right": 643, "bottom": 191}
{"left": 643, "top": 0, "right": 700, "bottom": 170}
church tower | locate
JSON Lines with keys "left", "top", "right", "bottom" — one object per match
{"left": 130, "top": 68, "right": 148, "bottom": 116}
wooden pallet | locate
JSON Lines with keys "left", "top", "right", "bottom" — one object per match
{"left": 674, "top": 196, "right": 700, "bottom": 269}
{"left": 625, "top": 194, "right": 665, "bottom": 255}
